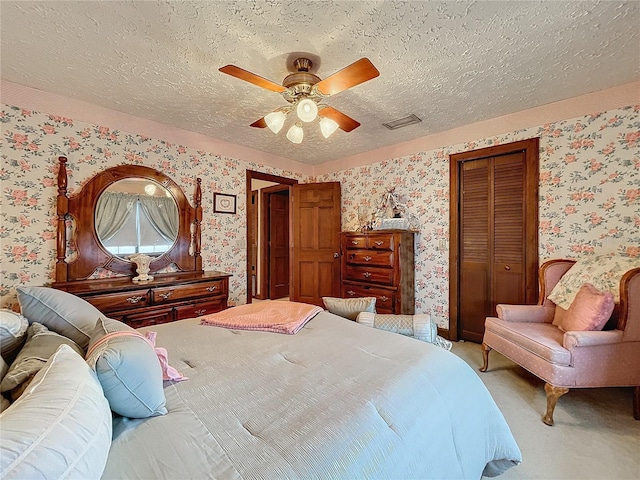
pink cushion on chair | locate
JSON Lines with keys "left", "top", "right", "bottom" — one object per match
{"left": 559, "top": 283, "right": 614, "bottom": 332}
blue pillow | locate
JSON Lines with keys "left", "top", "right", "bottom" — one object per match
{"left": 16, "top": 286, "right": 101, "bottom": 349}
{"left": 86, "top": 317, "right": 167, "bottom": 418}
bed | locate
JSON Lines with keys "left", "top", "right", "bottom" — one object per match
{"left": 105, "top": 310, "right": 520, "bottom": 479}
{"left": 1, "top": 290, "right": 521, "bottom": 479}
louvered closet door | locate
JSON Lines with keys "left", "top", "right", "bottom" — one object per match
{"left": 459, "top": 152, "right": 526, "bottom": 343}
{"left": 492, "top": 154, "right": 526, "bottom": 306}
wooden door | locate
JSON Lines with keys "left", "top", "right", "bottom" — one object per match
{"left": 290, "top": 182, "right": 342, "bottom": 307}
{"left": 450, "top": 139, "right": 539, "bottom": 342}
{"left": 246, "top": 170, "right": 298, "bottom": 304}
{"left": 269, "top": 190, "right": 290, "bottom": 299}
{"left": 249, "top": 190, "right": 258, "bottom": 298}
{"left": 459, "top": 158, "right": 491, "bottom": 338}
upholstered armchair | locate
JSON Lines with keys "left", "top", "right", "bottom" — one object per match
{"left": 480, "top": 259, "right": 640, "bottom": 426}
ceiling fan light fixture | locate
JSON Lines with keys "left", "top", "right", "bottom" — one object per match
{"left": 264, "top": 110, "right": 287, "bottom": 133}
{"left": 286, "top": 123, "right": 304, "bottom": 144}
{"left": 319, "top": 117, "right": 340, "bottom": 138}
{"left": 296, "top": 98, "right": 318, "bottom": 122}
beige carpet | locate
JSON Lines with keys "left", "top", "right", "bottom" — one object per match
{"left": 451, "top": 341, "right": 640, "bottom": 480}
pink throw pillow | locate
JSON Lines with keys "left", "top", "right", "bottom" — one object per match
{"left": 559, "top": 283, "right": 614, "bottom": 332}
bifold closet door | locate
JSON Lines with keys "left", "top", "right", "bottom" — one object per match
{"left": 459, "top": 152, "right": 527, "bottom": 343}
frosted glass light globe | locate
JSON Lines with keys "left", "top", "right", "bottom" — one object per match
{"left": 286, "top": 124, "right": 304, "bottom": 144}
{"left": 319, "top": 117, "right": 340, "bottom": 138}
{"left": 296, "top": 98, "right": 318, "bottom": 122}
{"left": 264, "top": 111, "right": 287, "bottom": 133}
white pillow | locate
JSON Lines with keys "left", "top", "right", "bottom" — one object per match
{"left": 0, "top": 344, "right": 112, "bottom": 479}
{"left": 0, "top": 309, "right": 28, "bottom": 360}
{"left": 356, "top": 311, "right": 414, "bottom": 335}
{"left": 356, "top": 312, "right": 450, "bottom": 350}
{"left": 412, "top": 314, "right": 438, "bottom": 343}
{"left": 547, "top": 254, "right": 639, "bottom": 310}
{"left": 16, "top": 286, "right": 102, "bottom": 349}
{"left": 322, "top": 297, "right": 376, "bottom": 320}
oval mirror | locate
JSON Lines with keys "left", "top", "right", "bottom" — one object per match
{"left": 95, "top": 178, "right": 179, "bottom": 260}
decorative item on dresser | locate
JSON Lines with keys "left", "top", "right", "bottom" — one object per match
{"left": 51, "top": 156, "right": 231, "bottom": 327}
{"left": 341, "top": 230, "right": 415, "bottom": 314}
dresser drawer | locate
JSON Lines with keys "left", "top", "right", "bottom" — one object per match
{"left": 345, "top": 250, "right": 394, "bottom": 268}
{"left": 175, "top": 298, "right": 228, "bottom": 320}
{"left": 85, "top": 289, "right": 151, "bottom": 312}
{"left": 119, "top": 307, "right": 175, "bottom": 329}
{"left": 152, "top": 279, "right": 227, "bottom": 304}
{"left": 344, "top": 265, "right": 395, "bottom": 285}
{"left": 366, "top": 233, "right": 395, "bottom": 251}
{"left": 342, "top": 284, "right": 396, "bottom": 314}
{"left": 344, "top": 234, "right": 396, "bottom": 251}
{"left": 344, "top": 235, "right": 368, "bottom": 249}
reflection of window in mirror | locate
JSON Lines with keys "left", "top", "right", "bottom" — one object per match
{"left": 95, "top": 178, "right": 179, "bottom": 259}
{"left": 101, "top": 199, "right": 174, "bottom": 256}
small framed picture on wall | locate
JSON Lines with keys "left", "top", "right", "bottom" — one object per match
{"left": 213, "top": 193, "right": 237, "bottom": 214}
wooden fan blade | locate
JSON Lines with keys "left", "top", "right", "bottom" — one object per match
{"left": 315, "top": 58, "right": 380, "bottom": 96}
{"left": 219, "top": 65, "right": 286, "bottom": 93}
{"left": 250, "top": 117, "right": 267, "bottom": 128}
{"left": 319, "top": 106, "right": 360, "bottom": 132}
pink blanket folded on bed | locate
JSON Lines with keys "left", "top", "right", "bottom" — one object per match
{"left": 200, "top": 301, "right": 323, "bottom": 334}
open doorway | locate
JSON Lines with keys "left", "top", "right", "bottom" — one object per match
{"left": 262, "top": 184, "right": 290, "bottom": 300}
{"left": 246, "top": 170, "right": 298, "bottom": 304}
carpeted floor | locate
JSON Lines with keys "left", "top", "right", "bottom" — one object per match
{"left": 451, "top": 341, "right": 640, "bottom": 480}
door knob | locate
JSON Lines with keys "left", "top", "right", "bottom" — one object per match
{"left": 333, "top": 252, "right": 340, "bottom": 258}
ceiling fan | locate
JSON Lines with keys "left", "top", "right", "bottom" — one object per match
{"left": 219, "top": 57, "right": 380, "bottom": 143}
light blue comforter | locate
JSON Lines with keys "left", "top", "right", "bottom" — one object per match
{"left": 104, "top": 312, "right": 521, "bottom": 479}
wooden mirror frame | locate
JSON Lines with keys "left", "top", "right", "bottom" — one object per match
{"left": 54, "top": 156, "right": 202, "bottom": 283}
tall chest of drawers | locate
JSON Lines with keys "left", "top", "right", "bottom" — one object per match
{"left": 341, "top": 231, "right": 415, "bottom": 314}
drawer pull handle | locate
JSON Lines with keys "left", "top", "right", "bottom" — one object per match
{"left": 347, "top": 290, "right": 356, "bottom": 296}
{"left": 351, "top": 240, "right": 360, "bottom": 245}
{"left": 158, "top": 292, "right": 173, "bottom": 300}
{"left": 363, "top": 272, "right": 372, "bottom": 278}
{"left": 194, "top": 309, "right": 207, "bottom": 316}
{"left": 379, "top": 296, "right": 389, "bottom": 302}
{"left": 206, "top": 285, "right": 218, "bottom": 292}
{"left": 126, "top": 295, "right": 145, "bottom": 304}
{"left": 364, "top": 256, "right": 372, "bottom": 262}
{"left": 374, "top": 241, "right": 384, "bottom": 246}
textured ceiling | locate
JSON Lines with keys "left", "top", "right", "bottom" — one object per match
{"left": 1, "top": 1, "right": 639, "bottom": 165}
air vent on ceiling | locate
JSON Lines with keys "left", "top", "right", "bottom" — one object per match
{"left": 382, "top": 114, "right": 422, "bottom": 130}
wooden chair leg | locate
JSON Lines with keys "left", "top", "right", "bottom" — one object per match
{"left": 479, "top": 343, "right": 491, "bottom": 372}
{"left": 543, "top": 383, "right": 569, "bottom": 426}
{"left": 634, "top": 386, "right": 640, "bottom": 420}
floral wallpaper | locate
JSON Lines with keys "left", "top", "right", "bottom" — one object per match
{"left": 317, "top": 104, "right": 640, "bottom": 328}
{"left": 0, "top": 105, "right": 305, "bottom": 309}
{"left": 2, "top": 102, "right": 639, "bottom": 330}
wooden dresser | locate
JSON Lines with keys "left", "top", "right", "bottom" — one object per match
{"left": 54, "top": 271, "right": 231, "bottom": 328}
{"left": 51, "top": 158, "right": 233, "bottom": 329}
{"left": 341, "top": 230, "right": 415, "bottom": 314}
